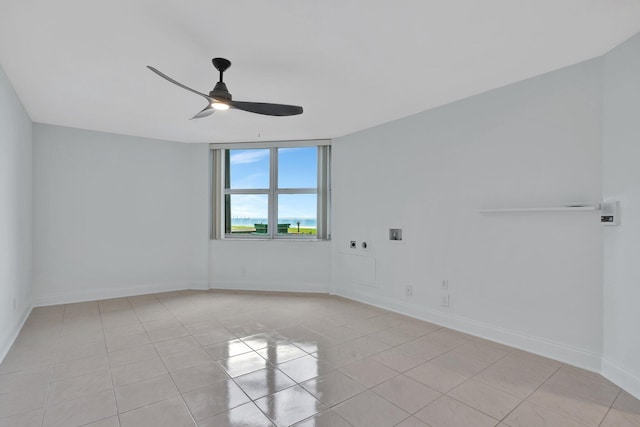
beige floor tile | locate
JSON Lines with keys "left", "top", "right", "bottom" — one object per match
{"left": 496, "top": 352, "right": 559, "bottom": 381}
{"left": 339, "top": 357, "right": 398, "bottom": 388}
{"left": 277, "top": 354, "right": 334, "bottom": 383}
{"left": 110, "top": 357, "right": 167, "bottom": 386}
{"left": 191, "top": 329, "right": 237, "bottom": 347}
{"left": 203, "top": 339, "right": 253, "bottom": 360}
{"left": 415, "top": 395, "right": 498, "bottom": 427}
{"left": 0, "top": 347, "right": 57, "bottom": 374}
{"left": 528, "top": 381, "right": 611, "bottom": 427}
{"left": 395, "top": 416, "right": 430, "bottom": 427}
{"left": 256, "top": 385, "right": 326, "bottom": 427}
{"left": 453, "top": 339, "right": 512, "bottom": 364}
{"left": 183, "top": 320, "right": 222, "bottom": 334}
{"left": 147, "top": 325, "right": 190, "bottom": 343}
{"left": 474, "top": 363, "right": 547, "bottom": 399}
{"left": 313, "top": 342, "right": 363, "bottom": 368}
{"left": 108, "top": 343, "right": 157, "bottom": 367}
{"left": 320, "top": 326, "right": 364, "bottom": 344}
{"left": 99, "top": 298, "right": 132, "bottom": 313}
{"left": 100, "top": 310, "right": 140, "bottom": 329}
{"left": 0, "top": 365, "right": 51, "bottom": 394}
{"left": 65, "top": 301, "right": 100, "bottom": 316}
{"left": 119, "top": 396, "right": 195, "bottom": 427}
{"left": 55, "top": 339, "right": 106, "bottom": 362}
{"left": 545, "top": 369, "right": 620, "bottom": 406}
{"left": 43, "top": 389, "right": 117, "bottom": 427}
{"left": 83, "top": 415, "right": 120, "bottom": 426}
{"left": 294, "top": 409, "right": 352, "bottom": 427}
{"left": 198, "top": 402, "right": 274, "bottom": 427}
{"left": 349, "top": 336, "right": 391, "bottom": 357}
{"left": 142, "top": 318, "right": 182, "bottom": 332}
{"left": 233, "top": 367, "right": 296, "bottom": 400}
{"left": 343, "top": 318, "right": 389, "bottom": 336}
{"left": 0, "top": 408, "right": 44, "bottom": 427}
{"left": 154, "top": 336, "right": 202, "bottom": 357}
{"left": 170, "top": 362, "right": 229, "bottom": 393}
{"left": 161, "top": 347, "right": 213, "bottom": 372}
{"left": 182, "top": 379, "right": 250, "bottom": 421}
{"left": 430, "top": 351, "right": 491, "bottom": 377}
{"left": 427, "top": 329, "right": 472, "bottom": 349}
{"left": 300, "top": 370, "right": 367, "bottom": 406}
{"left": 392, "top": 322, "right": 441, "bottom": 338}
{"left": 0, "top": 386, "right": 47, "bottom": 418}
{"left": 52, "top": 354, "right": 109, "bottom": 381}
{"left": 600, "top": 408, "right": 640, "bottom": 427}
{"left": 612, "top": 391, "right": 640, "bottom": 418}
{"left": 103, "top": 323, "right": 145, "bottom": 339}
{"left": 504, "top": 400, "right": 588, "bottom": 427}
{"left": 368, "top": 328, "right": 417, "bottom": 346}
{"left": 405, "top": 362, "right": 468, "bottom": 393}
{"left": 115, "top": 374, "right": 179, "bottom": 413}
{"left": 48, "top": 370, "right": 113, "bottom": 406}
{"left": 257, "top": 344, "right": 307, "bottom": 365}
{"left": 448, "top": 378, "right": 522, "bottom": 420}
{"left": 105, "top": 332, "right": 151, "bottom": 352}
{"left": 397, "top": 337, "right": 452, "bottom": 361}
{"left": 333, "top": 390, "right": 410, "bottom": 427}
{"left": 133, "top": 308, "right": 174, "bottom": 323}
{"left": 372, "top": 348, "right": 426, "bottom": 372}
{"left": 373, "top": 375, "right": 441, "bottom": 414}
{"left": 3, "top": 292, "right": 634, "bottom": 427}
{"left": 219, "top": 351, "right": 270, "bottom": 378}
{"left": 239, "top": 333, "right": 289, "bottom": 351}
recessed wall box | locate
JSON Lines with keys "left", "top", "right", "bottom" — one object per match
{"left": 601, "top": 201, "right": 620, "bottom": 226}
{"left": 389, "top": 229, "right": 402, "bottom": 241}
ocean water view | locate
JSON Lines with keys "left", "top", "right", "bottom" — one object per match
{"left": 231, "top": 218, "right": 317, "bottom": 228}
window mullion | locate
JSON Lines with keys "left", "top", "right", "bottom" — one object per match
{"left": 269, "top": 147, "right": 277, "bottom": 238}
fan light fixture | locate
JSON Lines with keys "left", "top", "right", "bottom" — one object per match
{"left": 212, "top": 102, "right": 229, "bottom": 111}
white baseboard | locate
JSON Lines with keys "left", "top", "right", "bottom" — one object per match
{"left": 209, "top": 280, "right": 329, "bottom": 294}
{"left": 33, "top": 281, "right": 208, "bottom": 307}
{"left": 0, "top": 303, "right": 33, "bottom": 364}
{"left": 333, "top": 286, "right": 603, "bottom": 373}
{"left": 602, "top": 358, "right": 640, "bottom": 400}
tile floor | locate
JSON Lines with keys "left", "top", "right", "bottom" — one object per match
{"left": 1, "top": 290, "right": 639, "bottom": 427}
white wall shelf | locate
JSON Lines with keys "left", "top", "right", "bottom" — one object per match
{"left": 479, "top": 205, "right": 600, "bottom": 213}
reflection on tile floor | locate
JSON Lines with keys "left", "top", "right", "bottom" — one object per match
{"left": 1, "top": 290, "right": 639, "bottom": 426}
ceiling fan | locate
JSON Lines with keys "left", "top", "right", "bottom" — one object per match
{"left": 147, "top": 57, "right": 303, "bottom": 119}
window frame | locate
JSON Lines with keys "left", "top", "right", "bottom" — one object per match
{"left": 210, "top": 140, "right": 331, "bottom": 241}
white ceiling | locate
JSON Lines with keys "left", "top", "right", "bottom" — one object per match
{"left": 1, "top": 1, "right": 639, "bottom": 143}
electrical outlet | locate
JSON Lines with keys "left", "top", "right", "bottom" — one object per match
{"left": 441, "top": 280, "right": 448, "bottom": 291}
{"left": 350, "top": 241, "right": 357, "bottom": 249}
{"left": 405, "top": 285, "right": 413, "bottom": 297}
{"left": 440, "top": 293, "right": 450, "bottom": 307}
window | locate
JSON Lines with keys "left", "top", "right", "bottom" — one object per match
{"left": 210, "top": 141, "right": 331, "bottom": 240}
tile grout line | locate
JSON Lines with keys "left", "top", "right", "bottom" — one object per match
{"left": 39, "top": 305, "right": 67, "bottom": 427}
{"left": 99, "top": 298, "right": 122, "bottom": 427}
{"left": 597, "top": 388, "right": 622, "bottom": 427}
{"left": 494, "top": 365, "right": 562, "bottom": 425}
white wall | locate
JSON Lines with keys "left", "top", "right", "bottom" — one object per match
{"left": 332, "top": 58, "right": 605, "bottom": 370}
{"left": 602, "top": 33, "right": 640, "bottom": 397}
{"left": 32, "top": 124, "right": 209, "bottom": 305}
{"left": 209, "top": 240, "right": 331, "bottom": 293}
{"left": 0, "top": 64, "right": 33, "bottom": 360}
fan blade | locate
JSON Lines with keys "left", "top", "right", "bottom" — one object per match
{"left": 190, "top": 105, "right": 215, "bottom": 120}
{"left": 229, "top": 101, "right": 303, "bottom": 116}
{"left": 147, "top": 66, "right": 211, "bottom": 100}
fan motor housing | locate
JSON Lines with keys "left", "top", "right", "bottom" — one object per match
{"left": 210, "top": 82, "right": 232, "bottom": 100}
